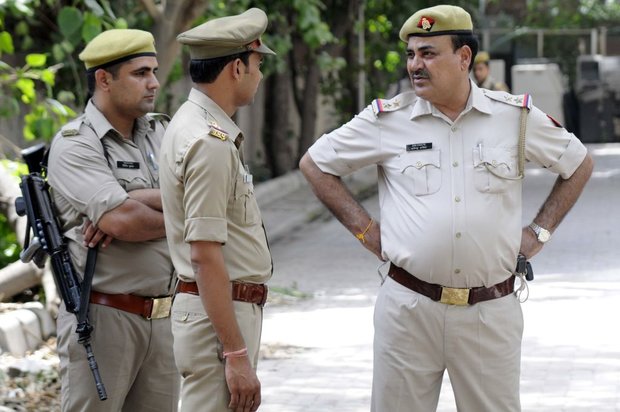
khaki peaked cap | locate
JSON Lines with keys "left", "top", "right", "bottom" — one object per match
{"left": 177, "top": 8, "right": 276, "bottom": 60}
{"left": 399, "top": 5, "right": 473, "bottom": 41}
{"left": 79, "top": 29, "right": 156, "bottom": 70}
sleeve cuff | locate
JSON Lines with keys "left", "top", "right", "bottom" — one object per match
{"left": 549, "top": 137, "right": 588, "bottom": 179}
{"left": 89, "top": 184, "right": 129, "bottom": 224}
{"left": 308, "top": 136, "right": 353, "bottom": 177}
{"left": 184, "top": 217, "right": 228, "bottom": 243}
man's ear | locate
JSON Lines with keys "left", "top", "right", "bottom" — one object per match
{"left": 230, "top": 58, "right": 243, "bottom": 80}
{"left": 95, "top": 69, "right": 112, "bottom": 91}
{"left": 460, "top": 46, "right": 472, "bottom": 71}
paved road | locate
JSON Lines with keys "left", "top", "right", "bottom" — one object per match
{"left": 257, "top": 144, "right": 620, "bottom": 411}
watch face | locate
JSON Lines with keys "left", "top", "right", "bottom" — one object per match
{"left": 538, "top": 229, "right": 551, "bottom": 242}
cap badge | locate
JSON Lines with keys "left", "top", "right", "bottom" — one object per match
{"left": 417, "top": 16, "right": 435, "bottom": 31}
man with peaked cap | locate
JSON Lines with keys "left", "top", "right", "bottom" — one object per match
{"left": 300, "top": 4, "right": 593, "bottom": 411}
{"left": 474, "top": 50, "right": 510, "bottom": 91}
{"left": 47, "top": 29, "right": 179, "bottom": 411}
{"left": 159, "top": 8, "right": 275, "bottom": 412}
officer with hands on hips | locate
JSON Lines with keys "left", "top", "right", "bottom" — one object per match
{"left": 300, "top": 5, "right": 593, "bottom": 411}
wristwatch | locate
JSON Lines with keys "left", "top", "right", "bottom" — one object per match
{"left": 529, "top": 222, "right": 552, "bottom": 243}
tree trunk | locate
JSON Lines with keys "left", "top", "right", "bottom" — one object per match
{"left": 141, "top": 0, "right": 210, "bottom": 88}
{"left": 263, "top": 71, "right": 293, "bottom": 177}
{"left": 297, "top": 62, "right": 320, "bottom": 162}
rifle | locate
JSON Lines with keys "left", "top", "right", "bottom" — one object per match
{"left": 15, "top": 143, "right": 107, "bottom": 401}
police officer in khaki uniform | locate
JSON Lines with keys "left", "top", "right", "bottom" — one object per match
{"left": 474, "top": 51, "right": 510, "bottom": 91}
{"left": 47, "top": 29, "right": 179, "bottom": 411}
{"left": 159, "top": 8, "right": 274, "bottom": 412}
{"left": 300, "top": 5, "right": 593, "bottom": 411}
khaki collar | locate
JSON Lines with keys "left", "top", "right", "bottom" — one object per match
{"left": 187, "top": 88, "right": 243, "bottom": 144}
{"left": 409, "top": 80, "right": 492, "bottom": 121}
{"left": 84, "top": 100, "right": 152, "bottom": 141}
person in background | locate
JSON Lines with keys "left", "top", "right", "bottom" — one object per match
{"left": 47, "top": 29, "right": 179, "bottom": 411}
{"left": 474, "top": 50, "right": 510, "bottom": 91}
{"left": 159, "top": 8, "right": 275, "bottom": 412}
{"left": 300, "top": 5, "right": 593, "bottom": 411}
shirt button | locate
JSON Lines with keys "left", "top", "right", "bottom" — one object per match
{"left": 454, "top": 269, "right": 461, "bottom": 274}
{"left": 416, "top": 161, "right": 422, "bottom": 167}
{"left": 455, "top": 196, "right": 461, "bottom": 202}
{"left": 451, "top": 126, "right": 457, "bottom": 132}
{"left": 455, "top": 232, "right": 462, "bottom": 239}
{"left": 452, "top": 161, "right": 459, "bottom": 167}
{"left": 492, "top": 160, "right": 498, "bottom": 166}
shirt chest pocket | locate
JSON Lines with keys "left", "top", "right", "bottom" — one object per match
{"left": 114, "top": 168, "right": 150, "bottom": 192}
{"left": 473, "top": 146, "right": 518, "bottom": 193}
{"left": 230, "top": 175, "right": 260, "bottom": 226}
{"left": 399, "top": 150, "right": 442, "bottom": 196}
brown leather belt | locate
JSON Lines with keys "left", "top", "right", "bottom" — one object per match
{"left": 388, "top": 264, "right": 515, "bottom": 306}
{"left": 90, "top": 291, "right": 172, "bottom": 319}
{"left": 175, "top": 280, "right": 268, "bottom": 307}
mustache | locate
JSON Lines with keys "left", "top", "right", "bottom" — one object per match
{"left": 411, "top": 69, "right": 430, "bottom": 80}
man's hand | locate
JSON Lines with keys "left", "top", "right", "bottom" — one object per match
{"left": 225, "top": 356, "right": 261, "bottom": 412}
{"left": 519, "top": 226, "right": 543, "bottom": 260}
{"left": 82, "top": 219, "right": 113, "bottom": 249}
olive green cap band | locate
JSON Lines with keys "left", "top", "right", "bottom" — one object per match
{"left": 79, "top": 29, "right": 157, "bottom": 70}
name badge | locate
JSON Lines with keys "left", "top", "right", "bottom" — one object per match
{"left": 117, "top": 161, "right": 140, "bottom": 169}
{"left": 406, "top": 143, "right": 432, "bottom": 151}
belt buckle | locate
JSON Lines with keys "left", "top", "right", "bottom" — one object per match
{"left": 148, "top": 297, "right": 172, "bottom": 319}
{"left": 439, "top": 287, "right": 470, "bottom": 306}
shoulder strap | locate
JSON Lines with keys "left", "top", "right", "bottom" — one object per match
{"left": 482, "top": 91, "right": 531, "bottom": 180}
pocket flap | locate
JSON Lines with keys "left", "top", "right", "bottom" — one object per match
{"left": 473, "top": 147, "right": 515, "bottom": 170}
{"left": 402, "top": 150, "right": 441, "bottom": 171}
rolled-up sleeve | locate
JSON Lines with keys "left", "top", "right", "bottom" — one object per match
{"left": 181, "top": 136, "right": 235, "bottom": 244}
{"left": 526, "top": 106, "right": 588, "bottom": 179}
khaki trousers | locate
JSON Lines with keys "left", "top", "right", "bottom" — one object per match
{"left": 171, "top": 293, "right": 263, "bottom": 412}
{"left": 57, "top": 303, "right": 179, "bottom": 412}
{"left": 372, "top": 276, "right": 524, "bottom": 412}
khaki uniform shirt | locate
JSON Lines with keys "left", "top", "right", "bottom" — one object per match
{"left": 47, "top": 101, "right": 174, "bottom": 296}
{"left": 159, "top": 88, "right": 272, "bottom": 283}
{"left": 308, "top": 81, "right": 587, "bottom": 288}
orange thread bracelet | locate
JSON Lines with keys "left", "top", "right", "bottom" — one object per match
{"left": 223, "top": 347, "right": 248, "bottom": 359}
{"left": 355, "top": 218, "right": 374, "bottom": 244}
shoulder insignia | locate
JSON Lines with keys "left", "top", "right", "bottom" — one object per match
{"left": 207, "top": 122, "right": 229, "bottom": 141}
{"left": 60, "top": 118, "right": 84, "bottom": 137}
{"left": 371, "top": 91, "right": 417, "bottom": 116}
{"left": 483, "top": 89, "right": 532, "bottom": 111}
{"left": 147, "top": 112, "right": 171, "bottom": 123}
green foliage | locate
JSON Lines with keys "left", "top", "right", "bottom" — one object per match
{"left": 0, "top": 25, "right": 76, "bottom": 142}
{"left": 0, "top": 160, "right": 26, "bottom": 268}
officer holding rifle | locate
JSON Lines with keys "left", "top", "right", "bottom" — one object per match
{"left": 45, "top": 29, "right": 179, "bottom": 411}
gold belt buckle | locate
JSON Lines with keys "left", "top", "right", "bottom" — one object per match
{"left": 148, "top": 297, "right": 172, "bottom": 319}
{"left": 439, "top": 287, "right": 470, "bottom": 306}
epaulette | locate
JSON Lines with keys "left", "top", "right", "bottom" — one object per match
{"left": 483, "top": 89, "right": 532, "bottom": 111}
{"left": 371, "top": 91, "right": 417, "bottom": 116}
{"left": 207, "top": 121, "right": 229, "bottom": 141}
{"left": 60, "top": 118, "right": 84, "bottom": 137}
{"left": 147, "top": 112, "right": 171, "bottom": 124}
